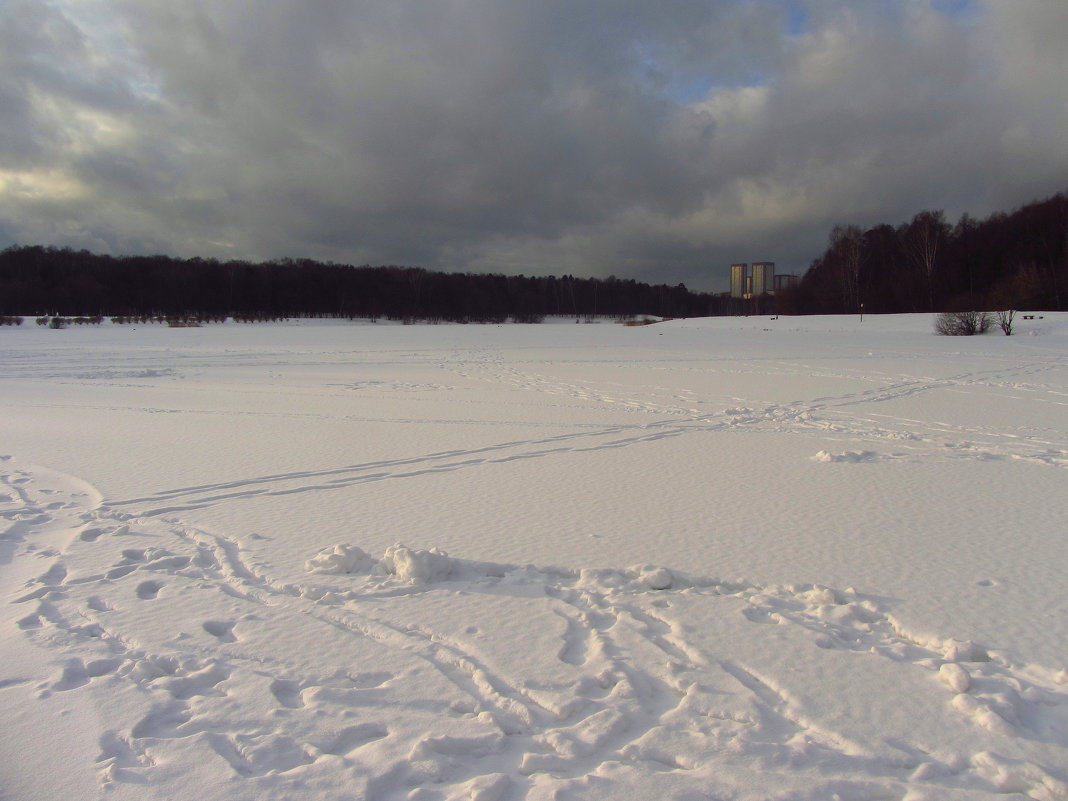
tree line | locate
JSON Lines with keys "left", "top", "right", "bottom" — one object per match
{"left": 784, "top": 191, "right": 1068, "bottom": 315}
{"left": 2, "top": 190, "right": 1064, "bottom": 322}
{"left": 0, "top": 248, "right": 721, "bottom": 322}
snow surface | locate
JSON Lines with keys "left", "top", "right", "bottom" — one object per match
{"left": 2, "top": 313, "right": 1067, "bottom": 800}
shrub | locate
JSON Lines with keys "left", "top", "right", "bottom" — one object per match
{"left": 934, "top": 310, "right": 991, "bottom": 336}
{"left": 995, "top": 309, "right": 1016, "bottom": 336}
{"left": 511, "top": 312, "right": 545, "bottom": 324}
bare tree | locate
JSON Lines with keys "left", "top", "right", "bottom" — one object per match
{"left": 995, "top": 309, "right": 1016, "bottom": 335}
{"left": 829, "top": 224, "right": 864, "bottom": 313}
{"left": 900, "top": 210, "right": 948, "bottom": 311}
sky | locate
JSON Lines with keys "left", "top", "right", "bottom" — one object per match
{"left": 2, "top": 0, "right": 1067, "bottom": 291}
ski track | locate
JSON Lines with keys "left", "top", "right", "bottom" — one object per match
{"left": 4, "top": 458, "right": 1068, "bottom": 800}
{"left": 74, "top": 355, "right": 1067, "bottom": 520}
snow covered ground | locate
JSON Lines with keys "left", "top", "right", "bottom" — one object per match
{"left": 2, "top": 313, "right": 1067, "bottom": 801}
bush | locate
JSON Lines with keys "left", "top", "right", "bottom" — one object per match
{"left": 995, "top": 309, "right": 1016, "bottom": 336}
{"left": 934, "top": 310, "right": 992, "bottom": 336}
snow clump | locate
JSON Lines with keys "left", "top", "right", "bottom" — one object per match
{"left": 812, "top": 450, "right": 880, "bottom": 463}
{"left": 939, "top": 662, "right": 972, "bottom": 693}
{"left": 305, "top": 544, "right": 371, "bottom": 574}
{"left": 637, "top": 565, "right": 674, "bottom": 590}
{"left": 378, "top": 544, "right": 454, "bottom": 583}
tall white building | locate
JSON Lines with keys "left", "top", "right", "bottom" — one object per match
{"left": 751, "top": 262, "right": 775, "bottom": 296}
{"left": 729, "top": 262, "right": 776, "bottom": 298}
{"left": 730, "top": 263, "right": 748, "bottom": 298}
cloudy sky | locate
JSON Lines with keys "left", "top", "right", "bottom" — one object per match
{"left": 2, "top": 0, "right": 1067, "bottom": 290}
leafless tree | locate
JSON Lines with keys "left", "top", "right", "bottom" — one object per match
{"left": 995, "top": 309, "right": 1016, "bottom": 335}
{"left": 900, "top": 210, "right": 948, "bottom": 310}
{"left": 829, "top": 224, "right": 864, "bottom": 313}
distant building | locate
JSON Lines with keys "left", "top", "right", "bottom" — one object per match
{"left": 751, "top": 262, "right": 775, "bottom": 296}
{"left": 729, "top": 261, "right": 776, "bottom": 298}
{"left": 730, "top": 263, "right": 748, "bottom": 299}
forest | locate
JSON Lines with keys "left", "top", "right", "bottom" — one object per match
{"left": 786, "top": 191, "right": 1068, "bottom": 315}
{"left": 0, "top": 191, "right": 1065, "bottom": 323}
{"left": 0, "top": 250, "right": 715, "bottom": 323}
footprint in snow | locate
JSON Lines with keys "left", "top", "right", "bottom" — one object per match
{"left": 136, "top": 580, "right": 163, "bottom": 600}
{"left": 320, "top": 724, "right": 389, "bottom": 756}
{"left": 87, "top": 596, "right": 113, "bottom": 612}
{"left": 37, "top": 562, "right": 67, "bottom": 586}
{"left": 202, "top": 620, "right": 237, "bottom": 642}
{"left": 269, "top": 678, "right": 305, "bottom": 709}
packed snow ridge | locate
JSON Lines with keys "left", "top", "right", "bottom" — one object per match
{"left": 308, "top": 543, "right": 679, "bottom": 591}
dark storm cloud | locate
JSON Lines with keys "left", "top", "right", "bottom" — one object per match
{"left": 2, "top": 0, "right": 1066, "bottom": 289}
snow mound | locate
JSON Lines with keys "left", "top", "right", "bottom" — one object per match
{"left": 636, "top": 565, "right": 674, "bottom": 590}
{"left": 305, "top": 543, "right": 371, "bottom": 574}
{"left": 812, "top": 449, "right": 880, "bottom": 462}
{"left": 940, "top": 662, "right": 972, "bottom": 693}
{"left": 377, "top": 543, "right": 454, "bottom": 583}
{"left": 308, "top": 545, "right": 696, "bottom": 593}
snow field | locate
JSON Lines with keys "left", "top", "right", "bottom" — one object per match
{"left": 2, "top": 314, "right": 1068, "bottom": 800}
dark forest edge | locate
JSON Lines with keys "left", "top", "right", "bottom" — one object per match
{"left": 0, "top": 248, "right": 714, "bottom": 323}
{"left": 786, "top": 190, "right": 1068, "bottom": 315}
{"left": 1, "top": 190, "right": 1065, "bottom": 323}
